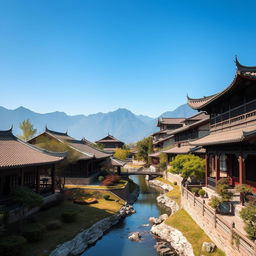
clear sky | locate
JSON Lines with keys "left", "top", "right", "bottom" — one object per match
{"left": 1, "top": 0, "right": 256, "bottom": 117}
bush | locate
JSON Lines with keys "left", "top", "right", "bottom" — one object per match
{"left": 173, "top": 181, "right": 177, "bottom": 185}
{"left": 191, "top": 187, "right": 200, "bottom": 196}
{"left": 209, "top": 196, "right": 222, "bottom": 209}
{"left": 217, "top": 178, "right": 230, "bottom": 185}
{"left": 46, "top": 220, "right": 62, "bottom": 230}
{"left": 0, "top": 235, "right": 27, "bottom": 256}
{"left": 61, "top": 210, "right": 77, "bottom": 223}
{"left": 198, "top": 189, "right": 206, "bottom": 198}
{"left": 216, "top": 180, "right": 233, "bottom": 202}
{"left": 98, "top": 176, "right": 104, "bottom": 182}
{"left": 22, "top": 223, "right": 45, "bottom": 242}
{"left": 236, "top": 184, "right": 253, "bottom": 194}
{"left": 103, "top": 194, "right": 110, "bottom": 200}
{"left": 240, "top": 206, "right": 256, "bottom": 240}
{"left": 246, "top": 195, "right": 256, "bottom": 206}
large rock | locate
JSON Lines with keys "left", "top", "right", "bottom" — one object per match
{"left": 128, "top": 232, "right": 141, "bottom": 242}
{"left": 148, "top": 180, "right": 173, "bottom": 192}
{"left": 202, "top": 242, "right": 216, "bottom": 253}
{"left": 154, "top": 241, "right": 177, "bottom": 256}
{"left": 149, "top": 214, "right": 169, "bottom": 225}
{"left": 156, "top": 194, "right": 179, "bottom": 214}
{"left": 151, "top": 223, "right": 194, "bottom": 256}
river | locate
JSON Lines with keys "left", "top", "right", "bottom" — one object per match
{"left": 82, "top": 175, "right": 168, "bottom": 256}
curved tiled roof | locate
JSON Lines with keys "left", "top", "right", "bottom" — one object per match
{"left": 0, "top": 128, "right": 65, "bottom": 169}
{"left": 187, "top": 58, "right": 256, "bottom": 110}
{"left": 95, "top": 134, "right": 124, "bottom": 144}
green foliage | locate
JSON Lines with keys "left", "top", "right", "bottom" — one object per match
{"left": 98, "top": 176, "right": 104, "bottom": 182}
{"left": 198, "top": 189, "right": 206, "bottom": 197}
{"left": 103, "top": 194, "right": 110, "bottom": 200}
{"left": 22, "top": 223, "right": 46, "bottom": 242}
{"left": 114, "top": 148, "right": 130, "bottom": 160}
{"left": 240, "top": 206, "right": 256, "bottom": 239}
{"left": 0, "top": 235, "right": 27, "bottom": 256}
{"left": 209, "top": 196, "right": 222, "bottom": 209}
{"left": 216, "top": 180, "right": 233, "bottom": 202}
{"left": 14, "top": 187, "right": 43, "bottom": 210}
{"left": 95, "top": 143, "right": 104, "bottom": 150}
{"left": 136, "top": 136, "right": 153, "bottom": 164}
{"left": 191, "top": 187, "right": 200, "bottom": 196}
{"left": 236, "top": 184, "right": 253, "bottom": 194}
{"left": 46, "top": 220, "right": 62, "bottom": 230}
{"left": 158, "top": 152, "right": 168, "bottom": 171}
{"left": 169, "top": 154, "right": 205, "bottom": 181}
{"left": 61, "top": 210, "right": 78, "bottom": 223}
{"left": 18, "top": 119, "right": 37, "bottom": 141}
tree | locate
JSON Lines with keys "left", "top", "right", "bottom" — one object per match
{"left": 240, "top": 206, "right": 256, "bottom": 240}
{"left": 114, "top": 148, "right": 130, "bottom": 160}
{"left": 95, "top": 143, "right": 104, "bottom": 150}
{"left": 169, "top": 154, "right": 205, "bottom": 183}
{"left": 19, "top": 119, "right": 37, "bottom": 141}
{"left": 136, "top": 136, "right": 153, "bottom": 164}
{"left": 158, "top": 152, "right": 168, "bottom": 171}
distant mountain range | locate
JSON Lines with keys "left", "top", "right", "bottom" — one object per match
{"left": 0, "top": 104, "right": 196, "bottom": 143}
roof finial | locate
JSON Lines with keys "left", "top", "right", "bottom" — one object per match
{"left": 10, "top": 124, "right": 13, "bottom": 132}
{"left": 45, "top": 125, "right": 48, "bottom": 132}
{"left": 65, "top": 129, "right": 68, "bottom": 135}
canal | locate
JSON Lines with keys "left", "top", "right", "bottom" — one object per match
{"left": 82, "top": 175, "right": 167, "bottom": 256}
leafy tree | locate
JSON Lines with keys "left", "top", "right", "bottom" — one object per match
{"left": 136, "top": 136, "right": 153, "bottom": 164}
{"left": 240, "top": 206, "right": 256, "bottom": 239}
{"left": 95, "top": 143, "right": 104, "bottom": 150}
{"left": 114, "top": 148, "right": 130, "bottom": 160}
{"left": 18, "top": 120, "right": 37, "bottom": 141}
{"left": 169, "top": 154, "right": 205, "bottom": 183}
{"left": 158, "top": 152, "right": 168, "bottom": 171}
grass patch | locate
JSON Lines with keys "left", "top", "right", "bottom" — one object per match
{"left": 155, "top": 177, "right": 181, "bottom": 205}
{"left": 165, "top": 209, "right": 225, "bottom": 256}
{"left": 22, "top": 191, "right": 124, "bottom": 256}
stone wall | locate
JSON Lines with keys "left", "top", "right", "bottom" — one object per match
{"left": 164, "top": 171, "right": 183, "bottom": 186}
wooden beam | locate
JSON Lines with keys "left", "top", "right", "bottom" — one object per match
{"left": 239, "top": 155, "right": 246, "bottom": 184}
{"left": 215, "top": 154, "right": 220, "bottom": 183}
{"left": 51, "top": 165, "right": 55, "bottom": 193}
{"left": 205, "top": 154, "right": 209, "bottom": 186}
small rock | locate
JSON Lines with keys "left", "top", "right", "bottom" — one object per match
{"left": 202, "top": 242, "right": 216, "bottom": 253}
{"left": 128, "top": 232, "right": 141, "bottom": 242}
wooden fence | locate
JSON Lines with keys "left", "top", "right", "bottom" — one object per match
{"left": 181, "top": 185, "right": 256, "bottom": 256}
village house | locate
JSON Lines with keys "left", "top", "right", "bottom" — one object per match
{"left": 29, "top": 128, "right": 112, "bottom": 185}
{"left": 0, "top": 128, "right": 65, "bottom": 206}
{"left": 95, "top": 134, "right": 124, "bottom": 153}
{"left": 188, "top": 58, "right": 256, "bottom": 191}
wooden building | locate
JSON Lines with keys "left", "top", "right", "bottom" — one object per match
{"left": 0, "top": 128, "right": 65, "bottom": 203}
{"left": 162, "top": 113, "right": 209, "bottom": 161}
{"left": 29, "top": 128, "right": 112, "bottom": 185}
{"left": 188, "top": 58, "right": 256, "bottom": 191}
{"left": 95, "top": 134, "right": 124, "bottom": 153}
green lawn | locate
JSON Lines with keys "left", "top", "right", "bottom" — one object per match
{"left": 22, "top": 191, "right": 124, "bottom": 256}
{"left": 165, "top": 209, "right": 225, "bottom": 256}
{"left": 155, "top": 177, "right": 181, "bottom": 205}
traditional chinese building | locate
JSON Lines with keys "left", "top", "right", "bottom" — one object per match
{"left": 188, "top": 58, "right": 256, "bottom": 190}
{"left": 0, "top": 128, "right": 65, "bottom": 202}
{"left": 29, "top": 128, "right": 112, "bottom": 185}
{"left": 95, "top": 134, "right": 124, "bottom": 153}
{"left": 162, "top": 113, "right": 209, "bottom": 161}
{"left": 152, "top": 118, "right": 185, "bottom": 149}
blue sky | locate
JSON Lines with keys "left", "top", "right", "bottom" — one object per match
{"left": 1, "top": 0, "right": 256, "bottom": 117}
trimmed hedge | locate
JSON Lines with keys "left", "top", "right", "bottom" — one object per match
{"left": 22, "top": 223, "right": 45, "bottom": 242}
{"left": 61, "top": 210, "right": 77, "bottom": 223}
{"left": 0, "top": 235, "right": 27, "bottom": 256}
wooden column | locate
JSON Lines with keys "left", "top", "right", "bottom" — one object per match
{"left": 51, "top": 165, "right": 55, "bottom": 193}
{"left": 205, "top": 154, "right": 209, "bottom": 186}
{"left": 215, "top": 154, "right": 220, "bottom": 183}
{"left": 36, "top": 167, "right": 40, "bottom": 193}
{"left": 20, "top": 168, "right": 24, "bottom": 186}
{"left": 238, "top": 154, "right": 246, "bottom": 184}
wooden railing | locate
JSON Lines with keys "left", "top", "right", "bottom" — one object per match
{"left": 210, "top": 108, "right": 256, "bottom": 132}
{"left": 181, "top": 185, "right": 256, "bottom": 256}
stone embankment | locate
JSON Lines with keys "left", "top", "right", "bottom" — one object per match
{"left": 49, "top": 204, "right": 135, "bottom": 256}
{"left": 148, "top": 179, "right": 173, "bottom": 191}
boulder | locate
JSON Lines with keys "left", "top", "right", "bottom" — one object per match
{"left": 128, "top": 232, "right": 141, "bottom": 242}
{"left": 154, "top": 241, "right": 177, "bottom": 256}
{"left": 156, "top": 194, "right": 179, "bottom": 214}
{"left": 148, "top": 180, "right": 173, "bottom": 192}
{"left": 202, "top": 242, "right": 216, "bottom": 253}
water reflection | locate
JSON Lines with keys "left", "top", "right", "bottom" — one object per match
{"left": 82, "top": 176, "right": 165, "bottom": 256}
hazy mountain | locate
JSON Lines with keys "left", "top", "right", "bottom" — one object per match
{"left": 0, "top": 104, "right": 197, "bottom": 143}
{"left": 160, "top": 104, "right": 197, "bottom": 118}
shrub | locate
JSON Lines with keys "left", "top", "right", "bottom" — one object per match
{"left": 216, "top": 180, "right": 233, "bottom": 202}
{"left": 103, "top": 194, "right": 110, "bottom": 200}
{"left": 240, "top": 206, "right": 256, "bottom": 240}
{"left": 0, "top": 235, "right": 27, "bottom": 256}
{"left": 46, "top": 220, "right": 62, "bottom": 230}
{"left": 209, "top": 196, "right": 222, "bottom": 209}
{"left": 236, "top": 184, "right": 253, "bottom": 194}
{"left": 217, "top": 178, "right": 230, "bottom": 185}
{"left": 246, "top": 195, "right": 256, "bottom": 206}
{"left": 173, "top": 181, "right": 177, "bottom": 185}
{"left": 98, "top": 176, "right": 104, "bottom": 182}
{"left": 61, "top": 210, "right": 77, "bottom": 223}
{"left": 198, "top": 189, "right": 206, "bottom": 198}
{"left": 191, "top": 187, "right": 200, "bottom": 196}
{"left": 22, "top": 223, "right": 45, "bottom": 242}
